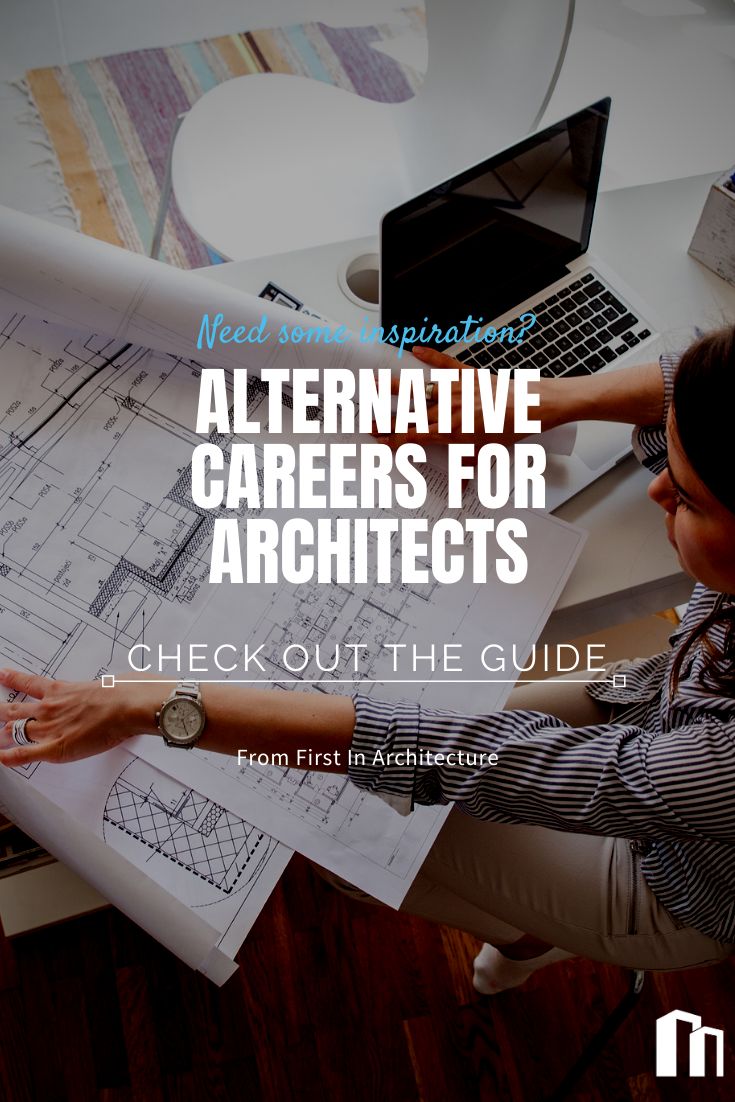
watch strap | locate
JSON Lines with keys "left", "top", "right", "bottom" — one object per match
{"left": 173, "top": 680, "right": 201, "bottom": 704}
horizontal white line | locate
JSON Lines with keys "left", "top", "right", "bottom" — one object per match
{"left": 107, "top": 677, "right": 615, "bottom": 685}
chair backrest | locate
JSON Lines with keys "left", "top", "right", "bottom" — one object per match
{"left": 397, "top": 0, "right": 576, "bottom": 190}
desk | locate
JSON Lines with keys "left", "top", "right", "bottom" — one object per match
{"left": 199, "top": 172, "right": 734, "bottom": 640}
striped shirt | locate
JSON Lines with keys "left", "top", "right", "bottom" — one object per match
{"left": 349, "top": 354, "right": 735, "bottom": 943}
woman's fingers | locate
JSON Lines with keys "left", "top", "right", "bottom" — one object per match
{"left": 0, "top": 716, "right": 57, "bottom": 766}
{"left": 0, "top": 675, "right": 142, "bottom": 766}
{"left": 387, "top": 347, "right": 466, "bottom": 396}
{"left": 0, "top": 668, "right": 51, "bottom": 700}
{"left": 0, "top": 700, "right": 41, "bottom": 722}
{"left": 1, "top": 717, "right": 50, "bottom": 741}
{"left": 411, "top": 345, "right": 463, "bottom": 370}
{"left": 0, "top": 739, "right": 58, "bottom": 768}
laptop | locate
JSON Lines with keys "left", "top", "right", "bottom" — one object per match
{"left": 379, "top": 98, "right": 662, "bottom": 510}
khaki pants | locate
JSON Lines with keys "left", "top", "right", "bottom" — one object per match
{"left": 328, "top": 676, "right": 733, "bottom": 972}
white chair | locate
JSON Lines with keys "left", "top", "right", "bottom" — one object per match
{"left": 167, "top": 0, "right": 576, "bottom": 261}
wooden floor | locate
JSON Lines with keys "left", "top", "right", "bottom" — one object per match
{"left": 0, "top": 855, "right": 732, "bottom": 1102}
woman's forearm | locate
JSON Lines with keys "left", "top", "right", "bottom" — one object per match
{"left": 408, "top": 347, "right": 665, "bottom": 444}
{"left": 0, "top": 670, "right": 355, "bottom": 770}
{"left": 125, "top": 681, "right": 356, "bottom": 771}
{"left": 538, "top": 360, "right": 665, "bottom": 432}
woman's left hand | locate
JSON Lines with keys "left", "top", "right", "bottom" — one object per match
{"left": 0, "top": 669, "right": 160, "bottom": 767}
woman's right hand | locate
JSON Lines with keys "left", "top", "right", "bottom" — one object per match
{"left": 0, "top": 669, "right": 161, "bottom": 766}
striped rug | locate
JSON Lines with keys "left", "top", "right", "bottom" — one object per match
{"left": 25, "top": 12, "right": 424, "bottom": 267}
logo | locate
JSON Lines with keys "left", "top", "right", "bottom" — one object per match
{"left": 656, "top": 1009, "right": 724, "bottom": 1078}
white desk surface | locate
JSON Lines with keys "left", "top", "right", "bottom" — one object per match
{"left": 200, "top": 171, "right": 735, "bottom": 640}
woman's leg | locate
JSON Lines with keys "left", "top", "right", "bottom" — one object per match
{"left": 469, "top": 673, "right": 613, "bottom": 987}
{"left": 324, "top": 674, "right": 731, "bottom": 988}
{"left": 321, "top": 674, "right": 616, "bottom": 987}
{"left": 400, "top": 674, "right": 730, "bottom": 989}
{"left": 400, "top": 810, "right": 731, "bottom": 978}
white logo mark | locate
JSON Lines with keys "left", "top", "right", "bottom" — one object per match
{"left": 656, "top": 1009, "right": 724, "bottom": 1077}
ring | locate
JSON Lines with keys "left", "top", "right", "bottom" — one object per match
{"left": 424, "top": 381, "right": 436, "bottom": 402}
{"left": 11, "top": 718, "right": 35, "bottom": 746}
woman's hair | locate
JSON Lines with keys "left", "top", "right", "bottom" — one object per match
{"left": 672, "top": 326, "right": 735, "bottom": 515}
{"left": 669, "top": 326, "right": 735, "bottom": 694}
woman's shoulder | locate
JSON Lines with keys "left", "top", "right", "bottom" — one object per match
{"left": 675, "top": 583, "right": 724, "bottom": 631}
{"left": 660, "top": 587, "right": 735, "bottom": 724}
{"left": 587, "top": 586, "right": 735, "bottom": 717}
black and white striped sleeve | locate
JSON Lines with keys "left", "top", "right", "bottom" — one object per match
{"left": 631, "top": 352, "right": 678, "bottom": 475}
{"left": 348, "top": 696, "right": 735, "bottom": 842}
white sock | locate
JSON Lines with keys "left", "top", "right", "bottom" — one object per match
{"left": 472, "top": 943, "right": 576, "bottom": 995}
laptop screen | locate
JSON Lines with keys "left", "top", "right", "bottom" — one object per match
{"left": 380, "top": 99, "right": 610, "bottom": 349}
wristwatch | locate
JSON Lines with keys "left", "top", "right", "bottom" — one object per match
{"left": 156, "top": 680, "right": 206, "bottom": 748}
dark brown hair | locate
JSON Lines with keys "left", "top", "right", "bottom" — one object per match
{"left": 669, "top": 327, "right": 735, "bottom": 694}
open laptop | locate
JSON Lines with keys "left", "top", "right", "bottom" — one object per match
{"left": 380, "top": 98, "right": 662, "bottom": 510}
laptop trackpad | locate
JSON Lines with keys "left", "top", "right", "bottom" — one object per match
{"left": 574, "top": 421, "right": 632, "bottom": 470}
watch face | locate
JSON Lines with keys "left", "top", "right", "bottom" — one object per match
{"left": 161, "top": 698, "right": 204, "bottom": 744}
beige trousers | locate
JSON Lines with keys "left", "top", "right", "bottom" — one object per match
{"left": 330, "top": 676, "right": 733, "bottom": 972}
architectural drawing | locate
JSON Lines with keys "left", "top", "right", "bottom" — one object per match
{"left": 224, "top": 756, "right": 443, "bottom": 877}
{"left": 0, "top": 301, "right": 267, "bottom": 682}
{"left": 0, "top": 297, "right": 451, "bottom": 902}
{"left": 103, "top": 760, "right": 273, "bottom": 897}
{"left": 0, "top": 281, "right": 584, "bottom": 914}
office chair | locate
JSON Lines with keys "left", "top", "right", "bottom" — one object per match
{"left": 159, "top": 0, "right": 575, "bottom": 262}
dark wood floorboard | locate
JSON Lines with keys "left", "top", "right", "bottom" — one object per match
{"left": 0, "top": 855, "right": 733, "bottom": 1102}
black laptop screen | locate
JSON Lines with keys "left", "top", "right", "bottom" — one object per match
{"left": 380, "top": 99, "right": 610, "bottom": 348}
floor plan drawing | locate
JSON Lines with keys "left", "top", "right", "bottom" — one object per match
{"left": 0, "top": 305, "right": 205, "bottom": 677}
{"left": 5, "top": 742, "right": 292, "bottom": 979}
{"left": 0, "top": 299, "right": 287, "bottom": 685}
{"left": 0, "top": 299, "right": 295, "bottom": 973}
{"left": 226, "top": 758, "right": 421, "bottom": 867}
{"left": 103, "top": 759, "right": 275, "bottom": 898}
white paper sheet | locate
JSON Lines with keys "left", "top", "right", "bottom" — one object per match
{"left": 0, "top": 203, "right": 399, "bottom": 379}
{"left": 0, "top": 751, "right": 288, "bottom": 983}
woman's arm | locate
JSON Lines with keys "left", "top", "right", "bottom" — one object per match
{"left": 536, "top": 356, "right": 665, "bottom": 430}
{"left": 7, "top": 665, "right": 733, "bottom": 846}
{"left": 350, "top": 695, "right": 735, "bottom": 841}
{"left": 381, "top": 347, "right": 666, "bottom": 446}
{"left": 0, "top": 670, "right": 355, "bottom": 770}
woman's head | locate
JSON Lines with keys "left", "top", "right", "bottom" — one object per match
{"left": 648, "top": 326, "right": 735, "bottom": 595}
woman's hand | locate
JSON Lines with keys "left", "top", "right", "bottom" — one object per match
{"left": 0, "top": 669, "right": 161, "bottom": 767}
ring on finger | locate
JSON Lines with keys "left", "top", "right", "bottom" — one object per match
{"left": 11, "top": 718, "right": 36, "bottom": 746}
{"left": 424, "top": 381, "right": 436, "bottom": 402}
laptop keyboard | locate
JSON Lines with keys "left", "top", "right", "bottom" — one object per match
{"left": 455, "top": 271, "right": 651, "bottom": 378}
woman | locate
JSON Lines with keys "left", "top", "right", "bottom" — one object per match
{"left": 2, "top": 330, "right": 734, "bottom": 993}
